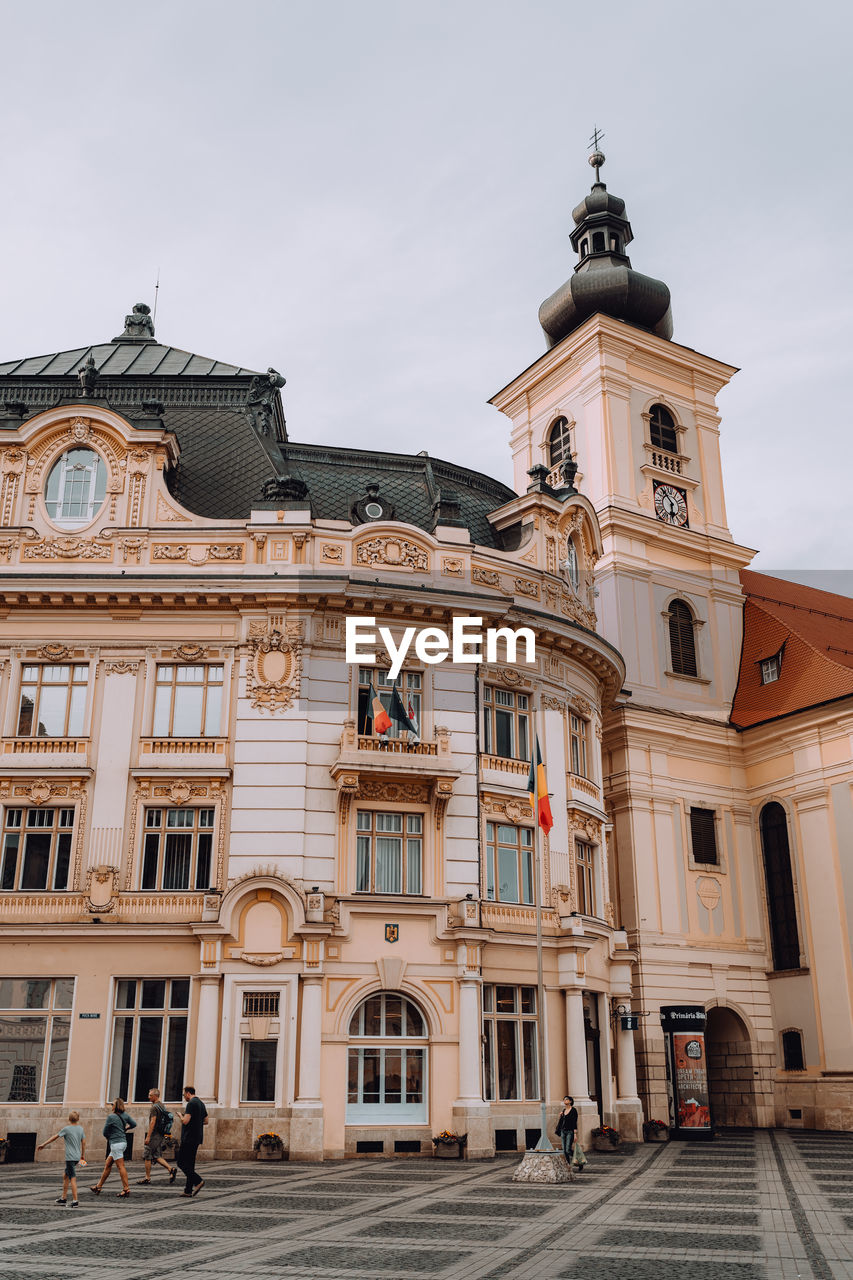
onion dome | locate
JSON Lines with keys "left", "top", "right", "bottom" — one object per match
{"left": 539, "top": 148, "right": 673, "bottom": 348}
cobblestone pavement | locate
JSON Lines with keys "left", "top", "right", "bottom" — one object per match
{"left": 1, "top": 1130, "right": 851, "bottom": 1279}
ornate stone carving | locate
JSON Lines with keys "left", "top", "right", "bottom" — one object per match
{"left": 542, "top": 695, "right": 567, "bottom": 712}
{"left": 85, "top": 865, "right": 119, "bottom": 913}
{"left": 482, "top": 793, "right": 532, "bottom": 825}
{"left": 0, "top": 538, "right": 18, "bottom": 560}
{"left": 23, "top": 536, "right": 112, "bottom": 561}
{"left": 155, "top": 495, "right": 190, "bottom": 522}
{"left": 568, "top": 808, "right": 603, "bottom": 843}
{"left": 104, "top": 660, "right": 140, "bottom": 675}
{"left": 434, "top": 779, "right": 454, "bottom": 829}
{"left": 241, "top": 952, "right": 287, "bottom": 967}
{"left": 172, "top": 644, "right": 207, "bottom": 662}
{"left": 697, "top": 877, "right": 722, "bottom": 911}
{"left": 166, "top": 782, "right": 193, "bottom": 805}
{"left": 472, "top": 566, "right": 501, "bottom": 588}
{"left": 441, "top": 558, "right": 464, "bottom": 576}
{"left": 152, "top": 543, "right": 243, "bottom": 562}
{"left": 245, "top": 625, "right": 302, "bottom": 713}
{"left": 355, "top": 536, "right": 429, "bottom": 571}
{"left": 321, "top": 544, "right": 343, "bottom": 561}
{"left": 246, "top": 368, "right": 286, "bottom": 437}
{"left": 37, "top": 643, "right": 71, "bottom": 661}
{"left": 569, "top": 694, "right": 593, "bottom": 717}
{"left": 120, "top": 537, "right": 146, "bottom": 563}
{"left": 514, "top": 577, "right": 539, "bottom": 599}
{"left": 206, "top": 544, "right": 243, "bottom": 561}
{"left": 357, "top": 778, "right": 431, "bottom": 804}
{"left": 153, "top": 544, "right": 189, "bottom": 560}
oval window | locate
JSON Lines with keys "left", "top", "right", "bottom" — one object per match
{"left": 44, "top": 448, "right": 108, "bottom": 529}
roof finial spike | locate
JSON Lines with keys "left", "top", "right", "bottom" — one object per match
{"left": 587, "top": 125, "right": 606, "bottom": 184}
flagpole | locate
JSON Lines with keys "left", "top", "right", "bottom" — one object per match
{"left": 532, "top": 706, "right": 554, "bottom": 1153}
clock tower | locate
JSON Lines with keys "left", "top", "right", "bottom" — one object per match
{"left": 490, "top": 147, "right": 754, "bottom": 717}
{"left": 490, "top": 148, "right": 776, "bottom": 1131}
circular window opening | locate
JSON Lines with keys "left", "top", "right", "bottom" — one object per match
{"left": 364, "top": 502, "right": 383, "bottom": 519}
{"left": 45, "top": 448, "right": 108, "bottom": 530}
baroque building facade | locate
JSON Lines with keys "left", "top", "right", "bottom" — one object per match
{"left": 1, "top": 164, "right": 851, "bottom": 1162}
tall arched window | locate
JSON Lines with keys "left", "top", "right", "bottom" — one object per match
{"left": 649, "top": 404, "right": 678, "bottom": 453}
{"left": 668, "top": 599, "right": 697, "bottom": 677}
{"left": 781, "top": 1029, "right": 805, "bottom": 1071}
{"left": 760, "top": 803, "right": 801, "bottom": 971}
{"left": 548, "top": 417, "right": 572, "bottom": 467}
{"left": 347, "top": 991, "right": 427, "bottom": 1123}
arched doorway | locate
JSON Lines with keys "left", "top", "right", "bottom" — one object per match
{"left": 705, "top": 1006, "right": 757, "bottom": 1127}
{"left": 346, "top": 991, "right": 428, "bottom": 1125}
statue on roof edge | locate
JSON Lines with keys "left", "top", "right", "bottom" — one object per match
{"left": 114, "top": 303, "right": 155, "bottom": 343}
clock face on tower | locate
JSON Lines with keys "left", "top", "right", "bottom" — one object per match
{"left": 654, "top": 481, "right": 689, "bottom": 527}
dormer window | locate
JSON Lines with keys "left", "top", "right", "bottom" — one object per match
{"left": 44, "top": 448, "right": 107, "bottom": 529}
{"left": 760, "top": 651, "right": 782, "bottom": 684}
{"left": 548, "top": 417, "right": 572, "bottom": 468}
{"left": 649, "top": 404, "right": 678, "bottom": 453}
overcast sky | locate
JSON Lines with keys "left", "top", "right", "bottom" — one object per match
{"left": 1, "top": 1, "right": 850, "bottom": 579}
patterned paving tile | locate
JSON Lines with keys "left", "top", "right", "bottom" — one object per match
{"left": 601, "top": 1229, "right": 763, "bottom": 1252}
{"left": 626, "top": 1207, "right": 761, "bottom": 1227}
{"left": 555, "top": 1261, "right": 767, "bottom": 1280}
{"left": 269, "top": 1244, "right": 468, "bottom": 1273}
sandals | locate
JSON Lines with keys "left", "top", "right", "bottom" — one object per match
{"left": 136, "top": 1178, "right": 151, "bottom": 1185}
{"left": 89, "top": 1185, "right": 101, "bottom": 1195}
{"left": 169, "top": 1168, "right": 177, "bottom": 1184}
{"left": 117, "top": 1189, "right": 130, "bottom": 1198}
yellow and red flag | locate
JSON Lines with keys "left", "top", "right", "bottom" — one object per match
{"left": 527, "top": 736, "right": 553, "bottom": 833}
{"left": 370, "top": 682, "right": 392, "bottom": 736}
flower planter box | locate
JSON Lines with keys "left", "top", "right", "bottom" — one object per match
{"left": 433, "top": 1143, "right": 462, "bottom": 1159}
{"left": 256, "top": 1146, "right": 284, "bottom": 1161}
{"left": 591, "top": 1137, "right": 622, "bottom": 1154}
{"left": 644, "top": 1128, "right": 669, "bottom": 1142}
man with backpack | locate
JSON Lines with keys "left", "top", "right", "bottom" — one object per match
{"left": 137, "top": 1087, "right": 177, "bottom": 1185}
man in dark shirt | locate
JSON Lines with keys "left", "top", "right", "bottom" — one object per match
{"left": 177, "top": 1085, "right": 208, "bottom": 1197}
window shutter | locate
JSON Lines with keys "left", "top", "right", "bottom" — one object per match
{"left": 669, "top": 600, "right": 697, "bottom": 677}
{"left": 689, "top": 807, "right": 718, "bottom": 864}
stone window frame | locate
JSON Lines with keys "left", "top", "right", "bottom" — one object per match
{"left": 481, "top": 982, "right": 540, "bottom": 1103}
{"left": 661, "top": 593, "right": 710, "bottom": 684}
{"left": 353, "top": 662, "right": 425, "bottom": 741}
{"left": 4, "top": 647, "right": 95, "bottom": 740}
{"left": 107, "top": 976, "right": 191, "bottom": 1104}
{"left": 126, "top": 779, "right": 228, "bottom": 893}
{"left": 757, "top": 797, "right": 806, "bottom": 974}
{"left": 140, "top": 647, "right": 234, "bottom": 743}
{"left": 347, "top": 796, "right": 433, "bottom": 900}
{"left": 780, "top": 1027, "right": 806, "bottom": 1073}
{"left": 641, "top": 396, "right": 690, "bottom": 470}
{"left": 685, "top": 802, "right": 727, "bottom": 874}
{"left": 0, "top": 802, "right": 76, "bottom": 892}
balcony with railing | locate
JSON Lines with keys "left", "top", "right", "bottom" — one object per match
{"left": 0, "top": 890, "right": 208, "bottom": 924}
{"left": 137, "top": 737, "right": 229, "bottom": 768}
{"left": 331, "top": 720, "right": 458, "bottom": 789}
{"left": 1, "top": 737, "right": 90, "bottom": 767}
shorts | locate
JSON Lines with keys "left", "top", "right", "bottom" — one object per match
{"left": 144, "top": 1131, "right": 164, "bottom": 1160}
{"left": 65, "top": 1159, "right": 78, "bottom": 1179}
{"left": 109, "top": 1141, "right": 127, "bottom": 1161}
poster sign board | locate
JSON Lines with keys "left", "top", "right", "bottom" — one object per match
{"left": 660, "top": 1005, "right": 712, "bottom": 1138}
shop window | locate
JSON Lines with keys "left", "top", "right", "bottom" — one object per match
{"left": 668, "top": 599, "right": 698, "bottom": 677}
{"left": 482, "top": 984, "right": 539, "bottom": 1102}
{"left": 1, "top": 808, "right": 74, "bottom": 891}
{"left": 782, "top": 1029, "right": 805, "bottom": 1071}
{"left": 109, "top": 978, "right": 189, "bottom": 1103}
{"left": 0, "top": 977, "right": 73, "bottom": 1103}
{"left": 152, "top": 664, "right": 223, "bottom": 737}
{"left": 689, "top": 807, "right": 718, "bottom": 865}
{"left": 548, "top": 417, "right": 572, "bottom": 468}
{"left": 347, "top": 992, "right": 427, "bottom": 1123}
{"left": 357, "top": 667, "right": 422, "bottom": 739}
{"left": 241, "top": 1040, "right": 277, "bottom": 1102}
{"left": 17, "top": 664, "right": 88, "bottom": 737}
{"left": 649, "top": 403, "right": 678, "bottom": 453}
{"left": 485, "top": 823, "right": 534, "bottom": 904}
{"left": 482, "top": 686, "right": 529, "bottom": 761}
{"left": 355, "top": 811, "right": 423, "bottom": 895}
{"left": 760, "top": 802, "right": 801, "bottom": 971}
{"left": 44, "top": 447, "right": 107, "bottom": 529}
{"left": 575, "top": 840, "right": 596, "bottom": 915}
{"left": 570, "top": 713, "right": 589, "bottom": 778}
{"left": 141, "top": 808, "right": 214, "bottom": 891}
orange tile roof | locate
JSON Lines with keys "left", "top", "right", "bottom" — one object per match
{"left": 731, "top": 570, "right": 853, "bottom": 729}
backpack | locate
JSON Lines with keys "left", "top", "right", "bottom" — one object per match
{"left": 154, "top": 1103, "right": 174, "bottom": 1135}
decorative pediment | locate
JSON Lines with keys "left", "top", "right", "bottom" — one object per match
{"left": 354, "top": 534, "right": 430, "bottom": 571}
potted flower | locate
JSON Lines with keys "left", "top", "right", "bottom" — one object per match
{"left": 643, "top": 1118, "right": 669, "bottom": 1143}
{"left": 253, "top": 1131, "right": 285, "bottom": 1161}
{"left": 432, "top": 1130, "right": 467, "bottom": 1160}
{"left": 590, "top": 1125, "right": 622, "bottom": 1153}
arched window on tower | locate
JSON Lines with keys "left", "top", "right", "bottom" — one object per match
{"left": 592, "top": 231, "right": 606, "bottom": 253}
{"left": 649, "top": 404, "right": 679, "bottom": 453}
{"left": 580, "top": 238, "right": 589, "bottom": 257}
{"left": 548, "top": 417, "right": 572, "bottom": 468}
{"left": 760, "top": 803, "right": 801, "bottom": 971}
{"left": 668, "top": 599, "right": 697, "bottom": 677}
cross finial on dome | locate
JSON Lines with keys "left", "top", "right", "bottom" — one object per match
{"left": 588, "top": 125, "right": 606, "bottom": 183}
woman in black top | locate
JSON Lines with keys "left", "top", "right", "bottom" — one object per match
{"left": 555, "top": 1095, "right": 578, "bottom": 1166}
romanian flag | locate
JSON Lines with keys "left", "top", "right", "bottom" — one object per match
{"left": 370, "top": 682, "right": 392, "bottom": 736}
{"left": 527, "top": 736, "right": 554, "bottom": 833}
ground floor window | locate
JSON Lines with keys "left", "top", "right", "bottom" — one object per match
{"left": 0, "top": 977, "right": 74, "bottom": 1103}
{"left": 109, "top": 978, "right": 189, "bottom": 1102}
{"left": 241, "top": 1039, "right": 277, "bottom": 1101}
{"left": 346, "top": 991, "right": 427, "bottom": 1123}
{"left": 482, "top": 983, "right": 539, "bottom": 1101}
